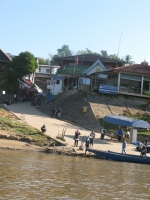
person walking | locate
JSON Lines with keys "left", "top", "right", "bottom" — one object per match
{"left": 89, "top": 130, "right": 95, "bottom": 147}
{"left": 74, "top": 130, "right": 81, "bottom": 147}
{"left": 51, "top": 107, "right": 57, "bottom": 118}
{"left": 57, "top": 107, "right": 62, "bottom": 119}
{"left": 122, "top": 138, "right": 127, "bottom": 154}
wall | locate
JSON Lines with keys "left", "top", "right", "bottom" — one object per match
{"left": 107, "top": 75, "right": 118, "bottom": 85}
{"left": 87, "top": 64, "right": 106, "bottom": 75}
{"left": 47, "top": 80, "right": 63, "bottom": 95}
{"left": 36, "top": 65, "right": 58, "bottom": 74}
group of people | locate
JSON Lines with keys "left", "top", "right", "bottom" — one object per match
{"left": 121, "top": 136, "right": 148, "bottom": 157}
{"left": 51, "top": 107, "right": 62, "bottom": 119}
{"left": 13, "top": 94, "right": 27, "bottom": 104}
{"left": 40, "top": 121, "right": 148, "bottom": 158}
{"left": 74, "top": 129, "right": 96, "bottom": 153}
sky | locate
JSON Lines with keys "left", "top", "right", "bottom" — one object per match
{"left": 1, "top": 0, "right": 150, "bottom": 64}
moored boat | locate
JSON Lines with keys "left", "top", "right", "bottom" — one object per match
{"left": 86, "top": 148, "right": 150, "bottom": 164}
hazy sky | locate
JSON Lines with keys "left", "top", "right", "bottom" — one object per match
{"left": 1, "top": 0, "right": 150, "bottom": 64}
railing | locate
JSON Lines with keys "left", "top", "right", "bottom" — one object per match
{"left": 119, "top": 87, "right": 141, "bottom": 94}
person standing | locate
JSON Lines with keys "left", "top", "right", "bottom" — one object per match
{"left": 74, "top": 130, "right": 81, "bottom": 147}
{"left": 57, "top": 107, "right": 62, "bottom": 119}
{"left": 13, "top": 94, "right": 17, "bottom": 104}
{"left": 101, "top": 129, "right": 106, "bottom": 140}
{"left": 144, "top": 138, "right": 148, "bottom": 146}
{"left": 85, "top": 136, "right": 90, "bottom": 154}
{"left": 51, "top": 107, "right": 57, "bottom": 118}
{"left": 89, "top": 130, "right": 95, "bottom": 147}
{"left": 118, "top": 128, "right": 123, "bottom": 142}
{"left": 122, "top": 139, "right": 127, "bottom": 154}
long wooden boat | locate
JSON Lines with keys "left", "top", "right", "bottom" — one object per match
{"left": 86, "top": 148, "right": 150, "bottom": 164}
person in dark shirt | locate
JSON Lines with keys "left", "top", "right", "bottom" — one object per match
{"left": 144, "top": 138, "right": 148, "bottom": 146}
{"left": 118, "top": 128, "right": 123, "bottom": 142}
{"left": 74, "top": 130, "right": 81, "bottom": 147}
{"left": 85, "top": 136, "right": 90, "bottom": 154}
{"left": 57, "top": 107, "right": 62, "bottom": 119}
{"left": 141, "top": 145, "right": 147, "bottom": 157}
{"left": 41, "top": 124, "right": 46, "bottom": 133}
{"left": 51, "top": 107, "right": 57, "bottom": 118}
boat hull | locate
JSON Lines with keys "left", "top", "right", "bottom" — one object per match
{"left": 86, "top": 148, "right": 150, "bottom": 164}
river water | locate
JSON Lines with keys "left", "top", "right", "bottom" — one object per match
{"left": 0, "top": 150, "right": 150, "bottom": 200}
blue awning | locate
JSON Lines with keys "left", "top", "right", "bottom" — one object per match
{"left": 104, "top": 115, "right": 150, "bottom": 128}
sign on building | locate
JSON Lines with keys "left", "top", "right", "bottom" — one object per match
{"left": 99, "top": 84, "right": 118, "bottom": 95}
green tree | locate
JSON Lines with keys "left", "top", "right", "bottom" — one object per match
{"left": 124, "top": 55, "right": 134, "bottom": 65}
{"left": 38, "top": 57, "right": 50, "bottom": 65}
{"left": 100, "top": 50, "right": 108, "bottom": 58}
{"left": 76, "top": 48, "right": 93, "bottom": 55}
{"left": 2, "top": 51, "right": 38, "bottom": 92}
{"left": 109, "top": 54, "right": 118, "bottom": 60}
{"left": 57, "top": 45, "right": 72, "bottom": 57}
{"left": 38, "top": 57, "right": 45, "bottom": 64}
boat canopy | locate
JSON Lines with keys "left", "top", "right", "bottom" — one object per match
{"left": 104, "top": 114, "right": 150, "bottom": 128}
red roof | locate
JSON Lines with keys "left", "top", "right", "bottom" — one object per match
{"left": 114, "top": 64, "right": 150, "bottom": 75}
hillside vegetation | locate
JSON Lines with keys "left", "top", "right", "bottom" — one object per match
{"left": 0, "top": 108, "right": 62, "bottom": 147}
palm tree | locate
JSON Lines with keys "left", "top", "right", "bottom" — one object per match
{"left": 124, "top": 55, "right": 134, "bottom": 65}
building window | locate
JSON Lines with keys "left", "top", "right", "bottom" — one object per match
{"left": 56, "top": 80, "right": 60, "bottom": 84}
{"left": 39, "top": 68, "right": 41, "bottom": 72}
{"left": 79, "top": 77, "right": 90, "bottom": 85}
{"left": 46, "top": 69, "right": 50, "bottom": 73}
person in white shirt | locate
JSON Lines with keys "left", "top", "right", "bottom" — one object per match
{"left": 89, "top": 130, "right": 95, "bottom": 147}
{"left": 14, "top": 94, "right": 17, "bottom": 104}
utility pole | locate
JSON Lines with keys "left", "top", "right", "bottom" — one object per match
{"left": 117, "top": 32, "right": 122, "bottom": 68}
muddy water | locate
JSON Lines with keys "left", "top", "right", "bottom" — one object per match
{"left": 0, "top": 150, "right": 150, "bottom": 200}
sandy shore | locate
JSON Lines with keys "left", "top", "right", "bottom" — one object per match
{"left": 0, "top": 139, "right": 45, "bottom": 151}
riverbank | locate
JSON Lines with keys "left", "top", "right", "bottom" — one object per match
{"left": 1, "top": 102, "right": 149, "bottom": 157}
{"left": 0, "top": 138, "right": 98, "bottom": 159}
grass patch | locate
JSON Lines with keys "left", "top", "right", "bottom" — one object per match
{"left": 0, "top": 108, "right": 60, "bottom": 146}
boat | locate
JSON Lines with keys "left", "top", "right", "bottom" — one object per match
{"left": 86, "top": 148, "right": 150, "bottom": 164}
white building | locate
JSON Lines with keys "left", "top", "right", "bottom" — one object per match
{"left": 34, "top": 64, "right": 60, "bottom": 93}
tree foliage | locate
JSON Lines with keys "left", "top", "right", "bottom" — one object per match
{"left": 57, "top": 45, "right": 72, "bottom": 57}
{"left": 100, "top": 50, "right": 108, "bottom": 58}
{"left": 50, "top": 55, "right": 59, "bottom": 65}
{"left": 124, "top": 55, "right": 135, "bottom": 65}
{"left": 54, "top": 45, "right": 135, "bottom": 67}
{"left": 38, "top": 57, "right": 50, "bottom": 65}
{"left": 76, "top": 48, "right": 93, "bottom": 55}
{"left": 2, "top": 51, "right": 38, "bottom": 93}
